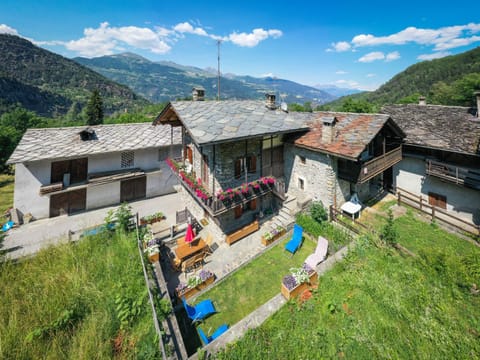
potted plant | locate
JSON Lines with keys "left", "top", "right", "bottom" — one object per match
{"left": 281, "top": 263, "right": 318, "bottom": 300}
{"left": 261, "top": 225, "right": 286, "bottom": 246}
{"left": 175, "top": 269, "right": 215, "bottom": 300}
{"left": 144, "top": 244, "right": 160, "bottom": 263}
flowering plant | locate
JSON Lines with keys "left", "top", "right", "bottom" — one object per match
{"left": 282, "top": 263, "right": 314, "bottom": 290}
{"left": 240, "top": 183, "right": 250, "bottom": 194}
{"left": 175, "top": 269, "right": 215, "bottom": 293}
{"left": 260, "top": 176, "right": 275, "bottom": 185}
{"left": 263, "top": 225, "right": 285, "bottom": 241}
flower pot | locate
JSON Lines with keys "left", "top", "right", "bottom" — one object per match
{"left": 281, "top": 272, "right": 318, "bottom": 300}
{"left": 261, "top": 228, "right": 286, "bottom": 246}
{"left": 176, "top": 276, "right": 215, "bottom": 300}
{"left": 148, "top": 253, "right": 160, "bottom": 263}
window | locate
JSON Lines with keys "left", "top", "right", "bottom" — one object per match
{"left": 298, "top": 177, "right": 305, "bottom": 191}
{"left": 428, "top": 192, "right": 446, "bottom": 210}
{"left": 299, "top": 155, "right": 306, "bottom": 164}
{"left": 233, "top": 199, "right": 257, "bottom": 219}
{"left": 121, "top": 151, "right": 134, "bottom": 168}
{"left": 235, "top": 155, "right": 257, "bottom": 179}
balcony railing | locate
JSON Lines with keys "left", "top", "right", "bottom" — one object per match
{"left": 357, "top": 146, "right": 402, "bottom": 183}
{"left": 166, "top": 158, "right": 284, "bottom": 216}
{"left": 426, "top": 160, "right": 480, "bottom": 190}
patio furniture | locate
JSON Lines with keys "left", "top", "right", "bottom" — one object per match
{"left": 285, "top": 224, "right": 303, "bottom": 256}
{"left": 182, "top": 297, "right": 216, "bottom": 322}
{"left": 198, "top": 324, "right": 229, "bottom": 345}
{"left": 304, "top": 236, "right": 329, "bottom": 269}
{"left": 168, "top": 252, "right": 181, "bottom": 271}
{"left": 175, "top": 238, "right": 208, "bottom": 262}
{"left": 340, "top": 193, "right": 362, "bottom": 219}
{"left": 181, "top": 252, "right": 206, "bottom": 273}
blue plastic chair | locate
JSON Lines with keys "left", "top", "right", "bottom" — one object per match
{"left": 182, "top": 297, "right": 216, "bottom": 322}
{"left": 198, "top": 324, "right": 229, "bottom": 345}
{"left": 284, "top": 224, "right": 303, "bottom": 255}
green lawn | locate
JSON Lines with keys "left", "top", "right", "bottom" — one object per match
{"left": 0, "top": 174, "right": 14, "bottom": 216}
{"left": 214, "top": 209, "right": 480, "bottom": 359}
{"left": 0, "top": 231, "right": 161, "bottom": 359}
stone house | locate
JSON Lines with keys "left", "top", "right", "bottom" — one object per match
{"left": 7, "top": 123, "right": 181, "bottom": 220}
{"left": 155, "top": 92, "right": 405, "bottom": 241}
{"left": 382, "top": 94, "right": 480, "bottom": 223}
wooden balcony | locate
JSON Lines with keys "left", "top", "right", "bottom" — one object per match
{"left": 426, "top": 160, "right": 480, "bottom": 190}
{"left": 357, "top": 146, "right": 402, "bottom": 183}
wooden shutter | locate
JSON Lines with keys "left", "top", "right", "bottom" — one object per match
{"left": 248, "top": 155, "right": 257, "bottom": 173}
{"left": 428, "top": 192, "right": 447, "bottom": 210}
{"left": 234, "top": 159, "right": 242, "bottom": 179}
{"left": 51, "top": 160, "right": 69, "bottom": 183}
{"left": 234, "top": 205, "right": 242, "bottom": 219}
{"left": 70, "top": 158, "right": 88, "bottom": 184}
{"left": 249, "top": 198, "right": 257, "bottom": 210}
{"left": 187, "top": 146, "right": 193, "bottom": 164}
{"left": 68, "top": 189, "right": 87, "bottom": 214}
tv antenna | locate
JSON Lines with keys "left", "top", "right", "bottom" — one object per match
{"left": 217, "top": 39, "right": 222, "bottom": 101}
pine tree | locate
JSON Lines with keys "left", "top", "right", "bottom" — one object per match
{"left": 86, "top": 89, "right": 104, "bottom": 125}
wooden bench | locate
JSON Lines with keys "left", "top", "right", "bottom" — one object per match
{"left": 225, "top": 220, "right": 259, "bottom": 246}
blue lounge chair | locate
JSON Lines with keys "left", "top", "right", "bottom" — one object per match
{"left": 182, "top": 297, "right": 216, "bottom": 322}
{"left": 284, "top": 224, "right": 303, "bottom": 255}
{"left": 198, "top": 324, "right": 229, "bottom": 345}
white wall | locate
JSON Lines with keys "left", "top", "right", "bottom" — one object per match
{"left": 394, "top": 157, "right": 480, "bottom": 223}
{"left": 13, "top": 162, "right": 51, "bottom": 219}
{"left": 86, "top": 182, "right": 120, "bottom": 209}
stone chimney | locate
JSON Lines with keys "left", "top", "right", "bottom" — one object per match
{"left": 321, "top": 116, "right": 337, "bottom": 144}
{"left": 418, "top": 96, "right": 426, "bottom": 105}
{"left": 475, "top": 91, "right": 480, "bottom": 117}
{"left": 265, "top": 93, "right": 276, "bottom": 110}
{"left": 192, "top": 87, "right": 205, "bottom": 101}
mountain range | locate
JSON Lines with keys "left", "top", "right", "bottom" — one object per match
{"left": 74, "top": 53, "right": 336, "bottom": 104}
{"left": 0, "top": 34, "right": 148, "bottom": 117}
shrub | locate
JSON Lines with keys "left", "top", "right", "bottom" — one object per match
{"left": 381, "top": 209, "right": 398, "bottom": 246}
{"left": 309, "top": 201, "right": 328, "bottom": 224}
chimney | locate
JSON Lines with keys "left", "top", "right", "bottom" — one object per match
{"left": 265, "top": 93, "right": 276, "bottom": 110}
{"left": 321, "top": 116, "right": 337, "bottom": 144}
{"left": 418, "top": 96, "right": 426, "bottom": 105}
{"left": 475, "top": 91, "right": 480, "bottom": 117}
{"left": 192, "top": 87, "right": 205, "bottom": 101}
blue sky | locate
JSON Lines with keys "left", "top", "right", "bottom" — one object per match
{"left": 1, "top": 0, "right": 479, "bottom": 91}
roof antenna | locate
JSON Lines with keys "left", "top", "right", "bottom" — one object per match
{"left": 217, "top": 39, "right": 222, "bottom": 101}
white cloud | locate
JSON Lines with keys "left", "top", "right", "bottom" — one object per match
{"left": 260, "top": 72, "right": 276, "bottom": 78}
{"left": 358, "top": 51, "right": 385, "bottom": 63}
{"left": 173, "top": 22, "right": 208, "bottom": 36}
{"left": 385, "top": 51, "right": 400, "bottom": 62}
{"left": 366, "top": 73, "right": 376, "bottom": 77}
{"left": 0, "top": 24, "right": 18, "bottom": 35}
{"left": 336, "top": 79, "right": 360, "bottom": 88}
{"left": 228, "top": 28, "right": 282, "bottom": 47}
{"left": 335, "top": 70, "right": 347, "bottom": 74}
{"left": 350, "top": 23, "right": 480, "bottom": 51}
{"left": 417, "top": 51, "right": 451, "bottom": 60}
{"left": 331, "top": 41, "right": 351, "bottom": 52}
{"left": 65, "top": 22, "right": 171, "bottom": 57}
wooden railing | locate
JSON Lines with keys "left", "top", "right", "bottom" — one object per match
{"left": 329, "top": 205, "right": 375, "bottom": 235}
{"left": 426, "top": 160, "right": 480, "bottom": 190}
{"left": 395, "top": 186, "right": 480, "bottom": 240}
{"left": 357, "top": 146, "right": 402, "bottom": 183}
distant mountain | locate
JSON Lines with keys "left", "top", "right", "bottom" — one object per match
{"left": 74, "top": 53, "right": 336, "bottom": 104}
{"left": 0, "top": 34, "right": 149, "bottom": 117}
{"left": 314, "top": 85, "right": 362, "bottom": 98}
{"left": 326, "top": 46, "right": 480, "bottom": 109}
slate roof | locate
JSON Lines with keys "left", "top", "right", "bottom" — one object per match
{"left": 381, "top": 104, "right": 480, "bottom": 155}
{"left": 155, "top": 100, "right": 311, "bottom": 145}
{"left": 293, "top": 112, "right": 403, "bottom": 160}
{"left": 7, "top": 123, "right": 181, "bottom": 164}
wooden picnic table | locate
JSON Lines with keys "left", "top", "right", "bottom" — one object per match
{"left": 175, "top": 238, "right": 208, "bottom": 262}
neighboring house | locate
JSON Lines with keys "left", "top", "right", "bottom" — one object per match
{"left": 7, "top": 123, "right": 181, "bottom": 220}
{"left": 155, "top": 91, "right": 405, "bottom": 241}
{"left": 382, "top": 96, "right": 480, "bottom": 224}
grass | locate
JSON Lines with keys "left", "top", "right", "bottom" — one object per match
{"left": 0, "top": 174, "right": 14, "bottom": 215}
{"left": 179, "top": 234, "right": 316, "bottom": 354}
{"left": 214, "top": 208, "right": 480, "bottom": 359}
{"left": 0, "top": 230, "right": 161, "bottom": 359}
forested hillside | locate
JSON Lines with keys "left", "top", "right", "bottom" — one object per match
{"left": 325, "top": 46, "right": 480, "bottom": 111}
{"left": 0, "top": 34, "right": 149, "bottom": 117}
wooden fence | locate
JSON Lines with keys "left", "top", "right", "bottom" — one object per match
{"left": 329, "top": 205, "right": 375, "bottom": 235}
{"left": 395, "top": 187, "right": 480, "bottom": 240}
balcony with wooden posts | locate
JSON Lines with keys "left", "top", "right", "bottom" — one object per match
{"left": 426, "top": 160, "right": 480, "bottom": 190}
{"left": 166, "top": 158, "right": 285, "bottom": 216}
{"left": 339, "top": 145, "right": 402, "bottom": 184}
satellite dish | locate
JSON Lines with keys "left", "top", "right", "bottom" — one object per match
{"left": 280, "top": 101, "right": 288, "bottom": 112}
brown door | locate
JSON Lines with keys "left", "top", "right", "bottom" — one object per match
{"left": 50, "top": 189, "right": 86, "bottom": 217}
{"left": 120, "top": 176, "right": 146, "bottom": 202}
{"left": 271, "top": 146, "right": 284, "bottom": 178}
{"left": 51, "top": 158, "right": 88, "bottom": 184}
{"left": 428, "top": 192, "right": 447, "bottom": 209}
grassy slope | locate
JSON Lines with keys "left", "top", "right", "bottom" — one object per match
{"left": 0, "top": 174, "right": 13, "bottom": 215}
{"left": 215, "top": 210, "right": 480, "bottom": 359}
{"left": 0, "top": 231, "right": 159, "bottom": 359}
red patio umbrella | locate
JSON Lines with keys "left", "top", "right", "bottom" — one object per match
{"left": 185, "top": 223, "right": 195, "bottom": 246}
